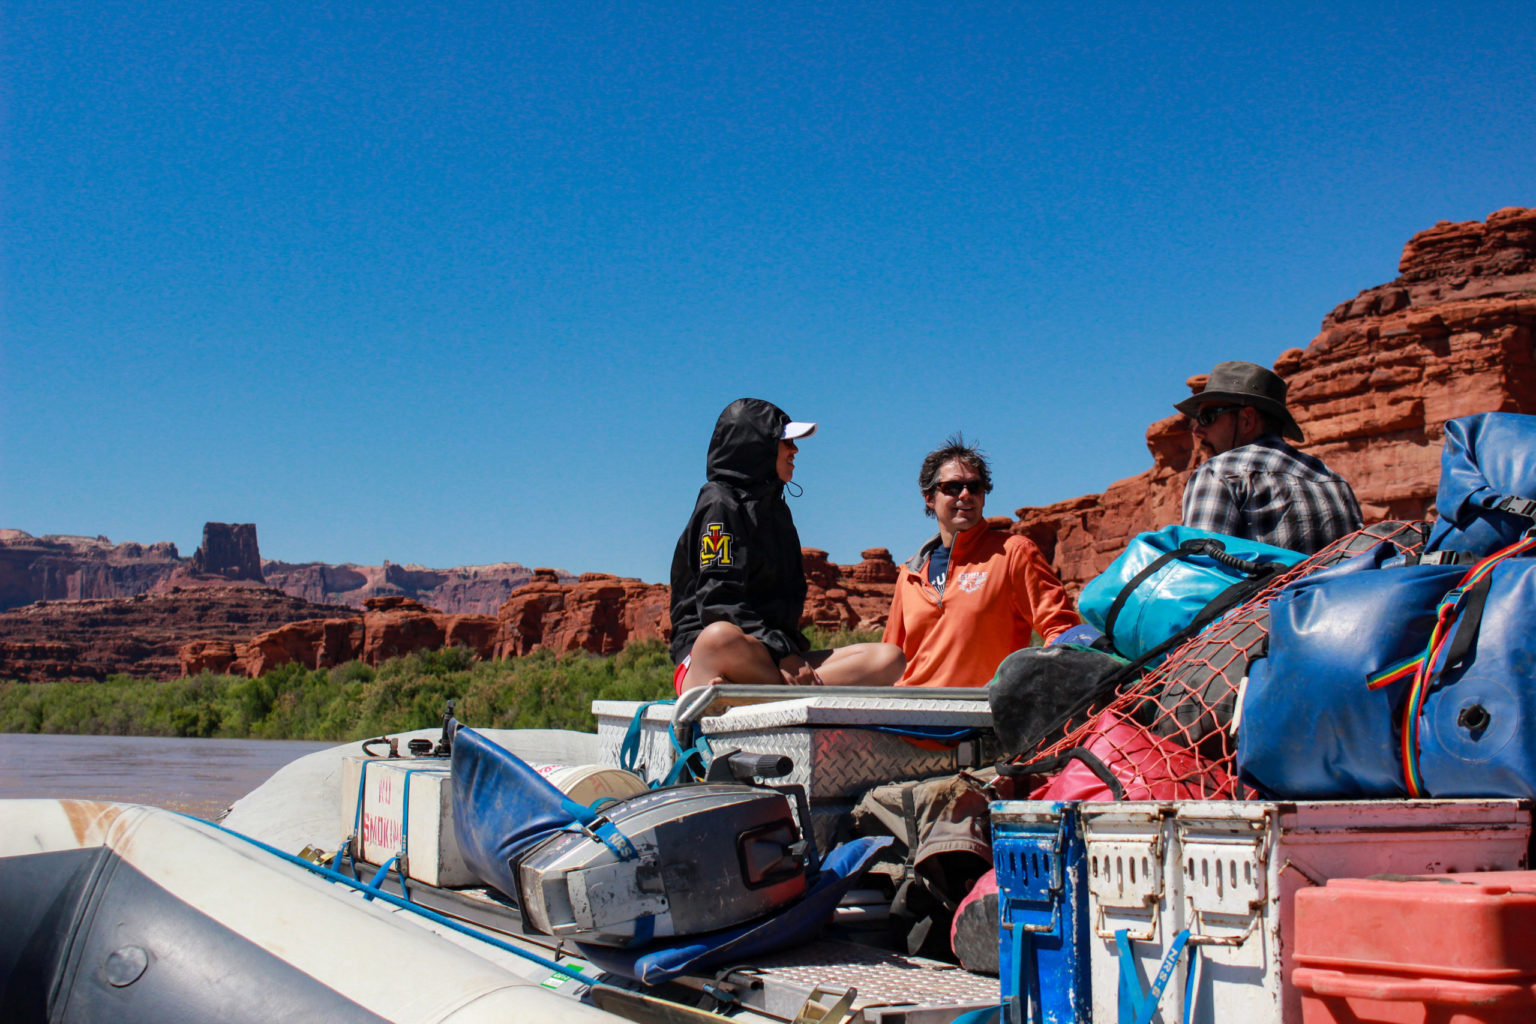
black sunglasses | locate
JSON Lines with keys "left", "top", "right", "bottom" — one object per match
{"left": 934, "top": 479, "right": 986, "bottom": 497}
{"left": 1190, "top": 404, "right": 1242, "bottom": 427}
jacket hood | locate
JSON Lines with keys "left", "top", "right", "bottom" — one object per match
{"left": 706, "top": 398, "right": 791, "bottom": 490}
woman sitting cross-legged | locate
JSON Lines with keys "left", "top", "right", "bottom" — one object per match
{"left": 669, "top": 398, "right": 905, "bottom": 694}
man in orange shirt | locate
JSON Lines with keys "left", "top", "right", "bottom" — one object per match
{"left": 883, "top": 436, "right": 1080, "bottom": 687}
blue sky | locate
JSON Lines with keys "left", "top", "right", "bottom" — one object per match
{"left": 4, "top": 1, "right": 1534, "bottom": 583}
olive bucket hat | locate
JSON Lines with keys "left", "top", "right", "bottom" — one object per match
{"left": 1174, "top": 360, "right": 1304, "bottom": 442}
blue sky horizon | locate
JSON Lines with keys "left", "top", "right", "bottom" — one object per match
{"left": 4, "top": 2, "right": 1534, "bottom": 583}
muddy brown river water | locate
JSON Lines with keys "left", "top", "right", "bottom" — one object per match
{"left": 0, "top": 733, "right": 337, "bottom": 819}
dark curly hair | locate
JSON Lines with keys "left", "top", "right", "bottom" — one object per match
{"left": 917, "top": 434, "right": 992, "bottom": 518}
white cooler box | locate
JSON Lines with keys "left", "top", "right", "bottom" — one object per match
{"left": 594, "top": 696, "right": 994, "bottom": 852}
{"left": 340, "top": 755, "right": 476, "bottom": 888}
{"left": 1079, "top": 799, "right": 1531, "bottom": 1024}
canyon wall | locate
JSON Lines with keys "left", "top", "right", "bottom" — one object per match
{"left": 0, "top": 524, "right": 563, "bottom": 615}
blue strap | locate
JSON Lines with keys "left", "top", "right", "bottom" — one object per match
{"left": 1116, "top": 928, "right": 1191, "bottom": 1024}
{"left": 1005, "top": 924, "right": 1037, "bottom": 1024}
{"left": 334, "top": 758, "right": 373, "bottom": 877}
{"left": 1182, "top": 944, "right": 1201, "bottom": 1024}
{"left": 866, "top": 725, "right": 982, "bottom": 743}
{"left": 185, "top": 813, "right": 595, "bottom": 985}
{"left": 619, "top": 700, "right": 675, "bottom": 775}
{"left": 364, "top": 855, "right": 397, "bottom": 900}
{"left": 662, "top": 726, "right": 712, "bottom": 786}
{"left": 949, "top": 1007, "right": 1001, "bottom": 1024}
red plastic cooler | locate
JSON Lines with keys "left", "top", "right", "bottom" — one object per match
{"left": 1292, "top": 871, "right": 1536, "bottom": 1023}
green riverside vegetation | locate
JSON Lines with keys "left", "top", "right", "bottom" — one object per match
{"left": 0, "top": 628, "right": 882, "bottom": 740}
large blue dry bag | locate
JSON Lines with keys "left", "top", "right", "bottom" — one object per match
{"left": 1079, "top": 525, "right": 1304, "bottom": 663}
{"left": 1240, "top": 539, "right": 1536, "bottom": 799}
{"left": 1425, "top": 412, "right": 1536, "bottom": 556}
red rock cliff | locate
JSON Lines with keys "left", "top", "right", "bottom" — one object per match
{"left": 1016, "top": 207, "right": 1536, "bottom": 590}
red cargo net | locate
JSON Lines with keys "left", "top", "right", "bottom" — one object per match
{"left": 1024, "top": 521, "right": 1429, "bottom": 800}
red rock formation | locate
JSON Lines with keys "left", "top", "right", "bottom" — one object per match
{"left": 171, "top": 598, "right": 497, "bottom": 679}
{"left": 236, "top": 618, "right": 364, "bottom": 677}
{"left": 0, "top": 588, "right": 354, "bottom": 682}
{"left": 179, "top": 639, "right": 238, "bottom": 676}
{"left": 188, "top": 523, "right": 264, "bottom": 581}
{"left": 494, "top": 571, "right": 671, "bottom": 658}
{"left": 259, "top": 559, "right": 569, "bottom": 615}
{"left": 802, "top": 547, "right": 900, "bottom": 633}
{"left": 0, "top": 531, "right": 182, "bottom": 611}
{"left": 1016, "top": 207, "right": 1536, "bottom": 591}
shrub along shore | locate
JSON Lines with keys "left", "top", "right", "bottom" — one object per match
{"left": 0, "top": 628, "right": 880, "bottom": 740}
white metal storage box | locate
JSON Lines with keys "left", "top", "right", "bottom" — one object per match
{"left": 340, "top": 755, "right": 477, "bottom": 888}
{"left": 1078, "top": 800, "right": 1531, "bottom": 1024}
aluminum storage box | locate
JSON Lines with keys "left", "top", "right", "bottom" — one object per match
{"left": 1079, "top": 799, "right": 1531, "bottom": 1024}
{"left": 340, "top": 755, "right": 477, "bottom": 887}
{"left": 594, "top": 694, "right": 994, "bottom": 853}
{"left": 594, "top": 696, "right": 994, "bottom": 797}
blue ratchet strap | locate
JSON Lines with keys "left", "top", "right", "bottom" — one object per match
{"left": 553, "top": 792, "right": 641, "bottom": 863}
{"left": 618, "top": 699, "right": 675, "bottom": 776}
{"left": 1116, "top": 927, "right": 1192, "bottom": 1024}
{"left": 333, "top": 758, "right": 374, "bottom": 878}
{"left": 1005, "top": 922, "right": 1037, "bottom": 1024}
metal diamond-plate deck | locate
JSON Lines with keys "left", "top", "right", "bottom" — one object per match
{"left": 746, "top": 939, "right": 1000, "bottom": 1006}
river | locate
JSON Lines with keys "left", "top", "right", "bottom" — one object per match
{"left": 0, "top": 733, "right": 337, "bottom": 819}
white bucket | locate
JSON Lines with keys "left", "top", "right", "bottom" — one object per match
{"left": 530, "top": 763, "right": 648, "bottom": 805}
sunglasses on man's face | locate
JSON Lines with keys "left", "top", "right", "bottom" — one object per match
{"left": 934, "top": 479, "right": 986, "bottom": 498}
{"left": 1190, "top": 404, "right": 1242, "bottom": 427}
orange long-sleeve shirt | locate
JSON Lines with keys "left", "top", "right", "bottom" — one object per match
{"left": 883, "top": 524, "right": 1080, "bottom": 687}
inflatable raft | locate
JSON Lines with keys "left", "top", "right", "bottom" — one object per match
{"left": 0, "top": 799, "right": 627, "bottom": 1023}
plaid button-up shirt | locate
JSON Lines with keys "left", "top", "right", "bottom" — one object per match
{"left": 1181, "top": 435, "right": 1363, "bottom": 555}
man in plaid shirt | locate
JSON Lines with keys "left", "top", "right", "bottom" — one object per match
{"left": 1175, "top": 361, "right": 1362, "bottom": 555}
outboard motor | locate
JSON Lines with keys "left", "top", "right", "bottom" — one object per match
{"left": 514, "top": 781, "right": 812, "bottom": 946}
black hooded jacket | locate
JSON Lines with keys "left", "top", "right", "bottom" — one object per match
{"left": 669, "top": 398, "right": 809, "bottom": 665}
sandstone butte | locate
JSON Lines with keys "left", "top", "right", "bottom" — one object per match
{"left": 2, "top": 207, "right": 1534, "bottom": 681}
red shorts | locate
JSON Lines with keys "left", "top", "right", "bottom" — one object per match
{"left": 672, "top": 655, "right": 690, "bottom": 695}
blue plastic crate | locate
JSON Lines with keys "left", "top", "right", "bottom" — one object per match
{"left": 993, "top": 800, "right": 1089, "bottom": 1024}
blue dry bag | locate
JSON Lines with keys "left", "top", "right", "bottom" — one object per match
{"left": 1079, "top": 525, "right": 1304, "bottom": 664}
{"left": 1239, "top": 535, "right": 1536, "bottom": 799}
{"left": 1425, "top": 412, "right": 1536, "bottom": 557}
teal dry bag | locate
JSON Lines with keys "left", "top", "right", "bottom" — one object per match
{"left": 1079, "top": 525, "right": 1304, "bottom": 664}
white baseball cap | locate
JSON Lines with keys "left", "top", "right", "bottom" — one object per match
{"left": 781, "top": 421, "right": 818, "bottom": 440}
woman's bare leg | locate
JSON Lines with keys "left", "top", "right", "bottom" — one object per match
{"left": 679, "top": 621, "right": 781, "bottom": 692}
{"left": 807, "top": 642, "right": 905, "bottom": 686}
